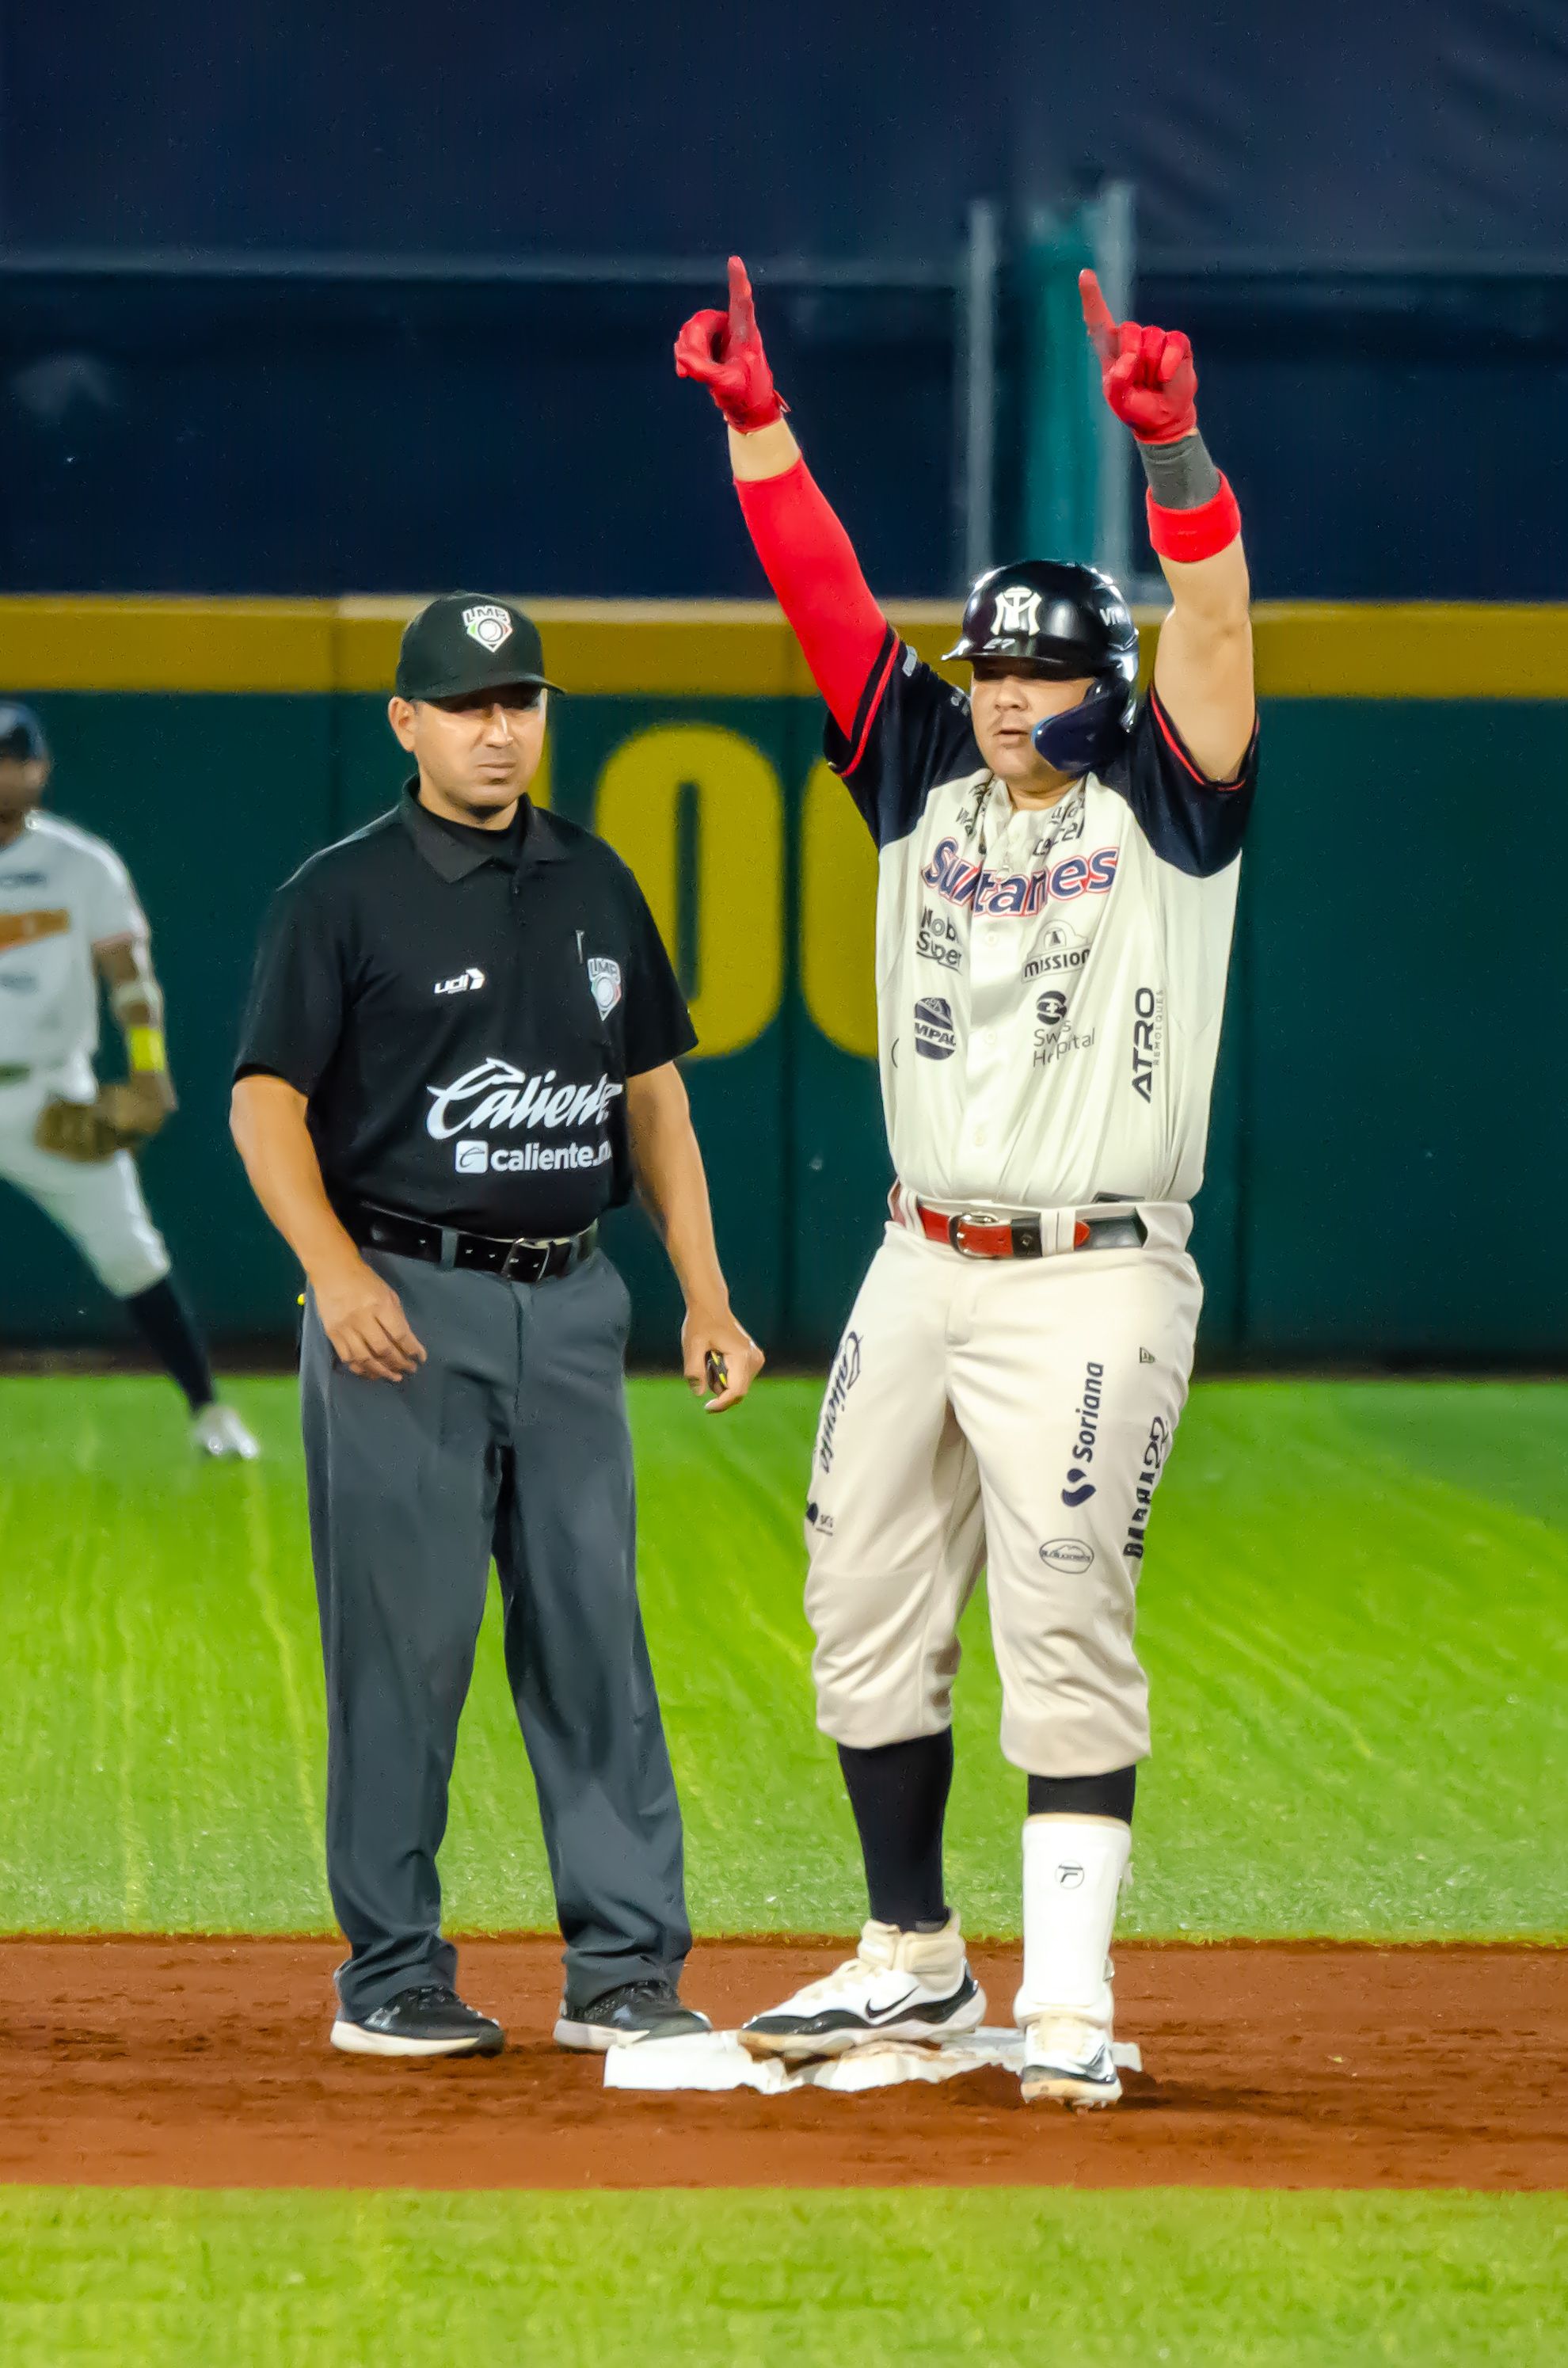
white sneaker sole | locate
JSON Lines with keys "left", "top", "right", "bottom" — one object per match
{"left": 553, "top": 2015, "right": 649, "bottom": 2051}
{"left": 1020, "top": 2061, "right": 1122, "bottom": 2109}
{"left": 740, "top": 1984, "right": 988, "bottom": 2062}
{"left": 329, "top": 2016, "right": 500, "bottom": 2059}
{"left": 554, "top": 2015, "right": 713, "bottom": 2051}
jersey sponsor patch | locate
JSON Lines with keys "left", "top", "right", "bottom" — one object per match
{"left": 434, "top": 965, "right": 485, "bottom": 996}
{"left": 455, "top": 1136, "right": 612, "bottom": 1175}
{"left": 1060, "top": 1360, "right": 1106, "bottom": 1504}
{"left": 1022, "top": 920, "right": 1090, "bottom": 982}
{"left": 912, "top": 996, "right": 957, "bottom": 1060}
{"left": 1039, "top": 1537, "right": 1094, "bottom": 1574}
{"left": 425, "top": 1056, "right": 622, "bottom": 1140}
{"left": 0, "top": 908, "right": 70, "bottom": 954}
{"left": 814, "top": 1331, "right": 862, "bottom": 1476}
{"left": 915, "top": 904, "right": 963, "bottom": 971}
{"left": 1131, "top": 985, "right": 1164, "bottom": 1102}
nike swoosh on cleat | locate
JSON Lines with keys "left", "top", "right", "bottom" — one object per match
{"left": 862, "top": 1986, "right": 923, "bottom": 2024}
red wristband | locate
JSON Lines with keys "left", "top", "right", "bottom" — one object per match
{"left": 1146, "top": 474, "right": 1241, "bottom": 563}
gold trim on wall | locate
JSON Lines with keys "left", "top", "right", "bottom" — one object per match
{"left": 3, "top": 596, "right": 1567, "bottom": 699}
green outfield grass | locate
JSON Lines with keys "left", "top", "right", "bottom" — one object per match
{"left": 2, "top": 2187, "right": 1563, "bottom": 2367}
{"left": 0, "top": 1374, "right": 1562, "bottom": 1939}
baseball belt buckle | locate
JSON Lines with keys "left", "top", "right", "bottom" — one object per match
{"left": 952, "top": 1209, "right": 1011, "bottom": 1258}
{"left": 499, "top": 1233, "right": 542, "bottom": 1283}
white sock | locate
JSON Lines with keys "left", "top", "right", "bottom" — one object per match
{"left": 1014, "top": 1815, "right": 1131, "bottom": 2030}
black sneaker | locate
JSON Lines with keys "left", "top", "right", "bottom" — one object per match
{"left": 554, "top": 1978, "right": 712, "bottom": 2051}
{"left": 330, "top": 1983, "right": 504, "bottom": 2059}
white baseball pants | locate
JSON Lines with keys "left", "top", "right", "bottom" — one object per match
{"left": 0, "top": 1075, "right": 170, "bottom": 1299}
{"left": 805, "top": 1216, "right": 1201, "bottom": 1775}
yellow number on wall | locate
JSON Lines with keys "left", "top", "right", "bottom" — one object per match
{"left": 595, "top": 725, "right": 783, "bottom": 1059}
{"left": 800, "top": 759, "right": 880, "bottom": 1060}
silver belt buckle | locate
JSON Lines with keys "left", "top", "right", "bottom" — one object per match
{"left": 499, "top": 1234, "right": 537, "bottom": 1281}
{"left": 953, "top": 1208, "right": 1007, "bottom": 1256}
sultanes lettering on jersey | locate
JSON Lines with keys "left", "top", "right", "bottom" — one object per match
{"left": 823, "top": 631, "right": 1258, "bottom": 1217}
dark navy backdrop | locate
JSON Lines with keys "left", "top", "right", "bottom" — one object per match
{"left": 1, "top": 2, "right": 1564, "bottom": 598}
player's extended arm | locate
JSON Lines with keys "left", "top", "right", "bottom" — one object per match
{"left": 229, "top": 1072, "right": 425, "bottom": 1383}
{"left": 1081, "top": 272, "right": 1255, "bottom": 783}
{"left": 676, "top": 258, "right": 887, "bottom": 735}
{"left": 94, "top": 937, "right": 176, "bottom": 1136}
{"left": 39, "top": 935, "right": 179, "bottom": 1160}
{"left": 625, "top": 1060, "right": 763, "bottom": 1412}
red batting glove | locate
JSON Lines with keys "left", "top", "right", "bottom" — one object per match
{"left": 1079, "top": 268, "right": 1197, "bottom": 446}
{"left": 674, "top": 255, "right": 786, "bottom": 432}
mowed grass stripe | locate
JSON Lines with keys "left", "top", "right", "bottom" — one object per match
{"left": 0, "top": 1376, "right": 1562, "bottom": 1939}
{"left": 1, "top": 2187, "right": 1563, "bottom": 2368}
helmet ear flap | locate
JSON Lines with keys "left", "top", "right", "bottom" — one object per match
{"left": 1030, "top": 679, "right": 1132, "bottom": 776}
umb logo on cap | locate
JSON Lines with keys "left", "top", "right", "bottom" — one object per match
{"left": 462, "top": 603, "right": 515, "bottom": 652}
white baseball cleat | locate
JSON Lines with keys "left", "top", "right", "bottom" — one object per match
{"left": 740, "top": 1915, "right": 986, "bottom": 2061}
{"left": 191, "top": 1403, "right": 261, "bottom": 1461}
{"left": 1020, "top": 2014, "right": 1123, "bottom": 2108}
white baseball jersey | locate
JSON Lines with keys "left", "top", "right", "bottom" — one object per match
{"left": 828, "top": 633, "right": 1258, "bottom": 1215}
{"left": 0, "top": 813, "right": 148, "bottom": 1090}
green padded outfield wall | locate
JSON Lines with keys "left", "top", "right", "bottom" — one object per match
{"left": 2, "top": 596, "right": 1565, "bottom": 1365}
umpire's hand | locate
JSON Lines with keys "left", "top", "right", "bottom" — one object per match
{"left": 683, "top": 1307, "right": 765, "bottom": 1413}
{"left": 313, "top": 1252, "right": 427, "bottom": 1382}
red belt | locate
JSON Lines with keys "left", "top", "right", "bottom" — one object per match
{"left": 902, "top": 1191, "right": 1147, "bottom": 1260}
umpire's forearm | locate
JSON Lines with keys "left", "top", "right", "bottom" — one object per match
{"left": 626, "top": 1068, "right": 732, "bottom": 1317}
{"left": 230, "top": 1074, "right": 361, "bottom": 1284}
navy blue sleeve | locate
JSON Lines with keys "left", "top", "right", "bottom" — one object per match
{"left": 1103, "top": 687, "right": 1259, "bottom": 878}
{"left": 824, "top": 628, "right": 982, "bottom": 850}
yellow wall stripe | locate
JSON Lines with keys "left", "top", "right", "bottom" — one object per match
{"left": 3, "top": 595, "right": 1568, "bottom": 699}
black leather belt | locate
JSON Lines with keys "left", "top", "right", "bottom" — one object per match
{"left": 343, "top": 1201, "right": 599, "bottom": 1285}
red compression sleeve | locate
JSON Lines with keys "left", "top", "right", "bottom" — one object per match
{"left": 1145, "top": 474, "right": 1242, "bottom": 564}
{"left": 734, "top": 459, "right": 889, "bottom": 735}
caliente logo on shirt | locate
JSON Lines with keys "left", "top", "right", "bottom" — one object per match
{"left": 425, "top": 1056, "right": 622, "bottom": 1140}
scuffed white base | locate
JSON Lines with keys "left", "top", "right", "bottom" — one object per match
{"left": 603, "top": 2025, "right": 1142, "bottom": 2096}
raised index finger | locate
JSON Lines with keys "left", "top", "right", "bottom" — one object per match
{"left": 727, "top": 254, "right": 757, "bottom": 347}
{"left": 1079, "top": 268, "right": 1118, "bottom": 360}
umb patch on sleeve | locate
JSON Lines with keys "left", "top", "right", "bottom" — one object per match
{"left": 462, "top": 603, "right": 514, "bottom": 651}
{"left": 587, "top": 956, "right": 622, "bottom": 1017}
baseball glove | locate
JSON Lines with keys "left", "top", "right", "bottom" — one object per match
{"left": 34, "top": 1085, "right": 167, "bottom": 1163}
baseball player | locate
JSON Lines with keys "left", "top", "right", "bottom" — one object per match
{"left": 676, "top": 261, "right": 1256, "bottom": 2105}
{"left": 0, "top": 703, "right": 257, "bottom": 1457}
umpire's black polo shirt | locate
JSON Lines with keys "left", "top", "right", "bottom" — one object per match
{"left": 235, "top": 786, "right": 696, "bottom": 1237}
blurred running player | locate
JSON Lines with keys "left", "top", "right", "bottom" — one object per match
{"left": 0, "top": 702, "right": 257, "bottom": 1456}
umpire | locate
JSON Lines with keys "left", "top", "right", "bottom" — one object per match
{"left": 231, "top": 594, "right": 763, "bottom": 2060}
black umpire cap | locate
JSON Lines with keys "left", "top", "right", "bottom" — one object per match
{"left": 394, "top": 594, "right": 563, "bottom": 702}
{"left": 0, "top": 702, "right": 49, "bottom": 763}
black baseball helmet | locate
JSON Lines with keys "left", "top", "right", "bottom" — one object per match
{"left": 0, "top": 701, "right": 49, "bottom": 764}
{"left": 945, "top": 558, "right": 1138, "bottom": 774}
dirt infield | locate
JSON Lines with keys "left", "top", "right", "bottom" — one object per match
{"left": 1, "top": 1935, "right": 1562, "bottom": 2191}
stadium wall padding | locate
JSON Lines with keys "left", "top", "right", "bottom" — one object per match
{"left": 4, "top": 598, "right": 1566, "bottom": 1366}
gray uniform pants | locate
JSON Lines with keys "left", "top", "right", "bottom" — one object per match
{"left": 299, "top": 1245, "right": 689, "bottom": 2020}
